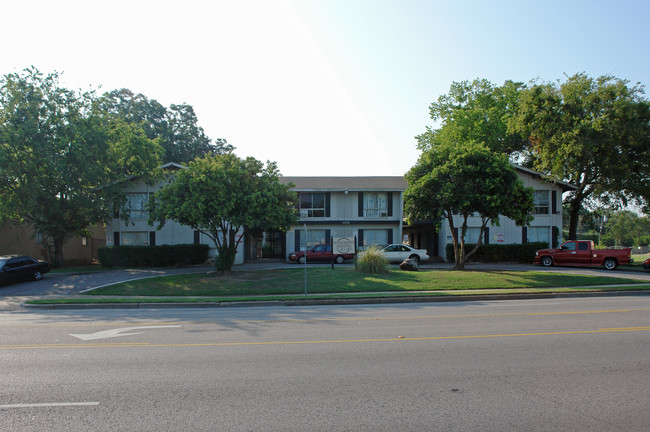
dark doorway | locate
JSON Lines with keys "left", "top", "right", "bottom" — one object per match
{"left": 245, "top": 229, "right": 286, "bottom": 261}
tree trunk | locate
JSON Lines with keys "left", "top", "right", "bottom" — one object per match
{"left": 446, "top": 214, "right": 461, "bottom": 269}
{"left": 567, "top": 197, "right": 582, "bottom": 240}
{"left": 53, "top": 237, "right": 65, "bottom": 268}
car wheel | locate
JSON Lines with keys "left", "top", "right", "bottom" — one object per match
{"left": 603, "top": 258, "right": 617, "bottom": 270}
{"left": 33, "top": 271, "right": 43, "bottom": 281}
{"left": 335, "top": 255, "right": 344, "bottom": 264}
{"left": 541, "top": 256, "right": 553, "bottom": 267}
{"left": 298, "top": 256, "right": 306, "bottom": 264}
{"left": 409, "top": 254, "right": 420, "bottom": 264}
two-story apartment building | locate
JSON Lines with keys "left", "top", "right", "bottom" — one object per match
{"left": 403, "top": 165, "right": 577, "bottom": 258}
{"left": 279, "top": 177, "right": 408, "bottom": 257}
{"left": 104, "top": 163, "right": 245, "bottom": 265}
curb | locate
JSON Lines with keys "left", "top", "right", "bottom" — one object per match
{"left": 22, "top": 290, "right": 650, "bottom": 310}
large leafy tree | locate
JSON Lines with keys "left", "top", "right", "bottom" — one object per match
{"left": 417, "top": 79, "right": 528, "bottom": 155}
{"left": 601, "top": 210, "right": 650, "bottom": 247}
{"left": 0, "top": 68, "right": 163, "bottom": 266}
{"left": 99, "top": 89, "right": 233, "bottom": 163}
{"left": 405, "top": 141, "right": 534, "bottom": 270}
{"left": 148, "top": 153, "right": 298, "bottom": 273}
{"left": 510, "top": 73, "right": 650, "bottom": 239}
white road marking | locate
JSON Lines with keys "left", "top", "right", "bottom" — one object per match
{"left": 69, "top": 325, "right": 182, "bottom": 340}
{"left": 0, "top": 402, "right": 99, "bottom": 408}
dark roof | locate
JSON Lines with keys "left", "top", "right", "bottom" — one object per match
{"left": 512, "top": 164, "right": 577, "bottom": 192}
{"left": 280, "top": 176, "right": 407, "bottom": 191}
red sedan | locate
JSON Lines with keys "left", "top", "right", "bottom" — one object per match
{"left": 288, "top": 244, "right": 355, "bottom": 264}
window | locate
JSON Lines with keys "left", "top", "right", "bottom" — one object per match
{"left": 299, "top": 193, "right": 326, "bottom": 218}
{"left": 298, "top": 229, "right": 327, "bottom": 248}
{"left": 123, "top": 193, "right": 149, "bottom": 220}
{"left": 527, "top": 226, "right": 549, "bottom": 243}
{"left": 533, "top": 190, "right": 550, "bottom": 215}
{"left": 120, "top": 232, "right": 149, "bottom": 246}
{"left": 363, "top": 229, "right": 388, "bottom": 247}
{"left": 363, "top": 193, "right": 388, "bottom": 217}
{"left": 465, "top": 227, "right": 483, "bottom": 244}
{"left": 561, "top": 241, "right": 576, "bottom": 251}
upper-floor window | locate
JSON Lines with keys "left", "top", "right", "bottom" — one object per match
{"left": 123, "top": 193, "right": 149, "bottom": 220}
{"left": 533, "top": 190, "right": 550, "bottom": 215}
{"left": 364, "top": 192, "right": 388, "bottom": 217}
{"left": 299, "top": 193, "right": 326, "bottom": 218}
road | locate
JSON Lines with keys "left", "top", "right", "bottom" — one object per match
{"left": 1, "top": 296, "right": 649, "bottom": 431}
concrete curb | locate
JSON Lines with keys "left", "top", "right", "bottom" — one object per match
{"left": 22, "top": 290, "right": 650, "bottom": 310}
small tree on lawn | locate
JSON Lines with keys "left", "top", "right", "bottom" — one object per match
{"left": 148, "top": 153, "right": 298, "bottom": 273}
{"left": 405, "top": 141, "right": 534, "bottom": 270}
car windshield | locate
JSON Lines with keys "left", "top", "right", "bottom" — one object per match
{"left": 0, "top": 259, "right": 8, "bottom": 270}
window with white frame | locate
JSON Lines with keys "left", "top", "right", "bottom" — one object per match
{"left": 527, "top": 226, "right": 549, "bottom": 243}
{"left": 363, "top": 229, "right": 388, "bottom": 247}
{"left": 299, "top": 193, "right": 326, "bottom": 218}
{"left": 121, "top": 232, "right": 148, "bottom": 246}
{"left": 533, "top": 190, "right": 550, "bottom": 215}
{"left": 124, "top": 193, "right": 149, "bottom": 220}
{"left": 298, "top": 229, "right": 327, "bottom": 248}
{"left": 364, "top": 193, "right": 388, "bottom": 217}
{"left": 465, "top": 227, "right": 483, "bottom": 244}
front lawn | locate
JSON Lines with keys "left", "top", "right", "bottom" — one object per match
{"left": 85, "top": 267, "right": 645, "bottom": 297}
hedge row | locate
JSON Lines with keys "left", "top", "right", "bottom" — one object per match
{"left": 98, "top": 244, "right": 210, "bottom": 267}
{"left": 445, "top": 242, "right": 549, "bottom": 264}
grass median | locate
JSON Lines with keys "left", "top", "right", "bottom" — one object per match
{"left": 26, "top": 267, "right": 650, "bottom": 305}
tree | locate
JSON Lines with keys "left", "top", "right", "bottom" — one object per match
{"left": 601, "top": 210, "right": 650, "bottom": 247}
{"left": 417, "top": 79, "right": 528, "bottom": 155}
{"left": 99, "top": 89, "right": 233, "bottom": 163}
{"left": 405, "top": 141, "right": 534, "bottom": 270}
{"left": 0, "top": 68, "right": 164, "bottom": 266}
{"left": 148, "top": 153, "right": 298, "bottom": 273}
{"left": 510, "top": 73, "right": 650, "bottom": 239}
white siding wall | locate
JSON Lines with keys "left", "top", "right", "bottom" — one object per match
{"left": 436, "top": 174, "right": 564, "bottom": 258}
{"left": 286, "top": 190, "right": 404, "bottom": 255}
{"left": 105, "top": 179, "right": 244, "bottom": 265}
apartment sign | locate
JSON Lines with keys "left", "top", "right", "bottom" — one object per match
{"left": 333, "top": 237, "right": 355, "bottom": 254}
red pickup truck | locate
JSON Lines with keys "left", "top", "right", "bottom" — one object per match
{"left": 534, "top": 240, "right": 632, "bottom": 270}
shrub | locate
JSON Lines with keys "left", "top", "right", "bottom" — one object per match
{"left": 354, "top": 244, "right": 389, "bottom": 274}
{"left": 98, "top": 244, "right": 210, "bottom": 267}
{"left": 445, "top": 242, "right": 548, "bottom": 264}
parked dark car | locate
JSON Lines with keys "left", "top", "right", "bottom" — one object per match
{"left": 288, "top": 244, "right": 355, "bottom": 264}
{"left": 0, "top": 255, "right": 50, "bottom": 285}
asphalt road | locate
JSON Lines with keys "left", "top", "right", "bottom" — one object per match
{"left": 1, "top": 296, "right": 649, "bottom": 431}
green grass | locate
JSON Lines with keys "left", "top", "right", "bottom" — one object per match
{"left": 84, "top": 267, "right": 645, "bottom": 297}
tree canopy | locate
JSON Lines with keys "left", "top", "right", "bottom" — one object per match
{"left": 99, "top": 89, "right": 233, "bottom": 163}
{"left": 510, "top": 73, "right": 650, "bottom": 239}
{"left": 0, "top": 68, "right": 164, "bottom": 266}
{"left": 148, "top": 153, "right": 297, "bottom": 272}
{"left": 417, "top": 79, "right": 528, "bottom": 155}
{"left": 405, "top": 141, "right": 534, "bottom": 270}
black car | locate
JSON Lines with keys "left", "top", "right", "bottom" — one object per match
{"left": 0, "top": 255, "right": 50, "bottom": 285}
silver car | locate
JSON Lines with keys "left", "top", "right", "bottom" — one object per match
{"left": 380, "top": 244, "right": 429, "bottom": 263}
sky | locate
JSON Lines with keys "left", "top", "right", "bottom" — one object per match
{"left": 2, "top": 0, "right": 649, "bottom": 176}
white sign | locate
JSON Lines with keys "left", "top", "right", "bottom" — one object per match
{"left": 333, "top": 237, "right": 355, "bottom": 254}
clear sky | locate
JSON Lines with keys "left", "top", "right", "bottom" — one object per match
{"left": 2, "top": 0, "right": 649, "bottom": 176}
